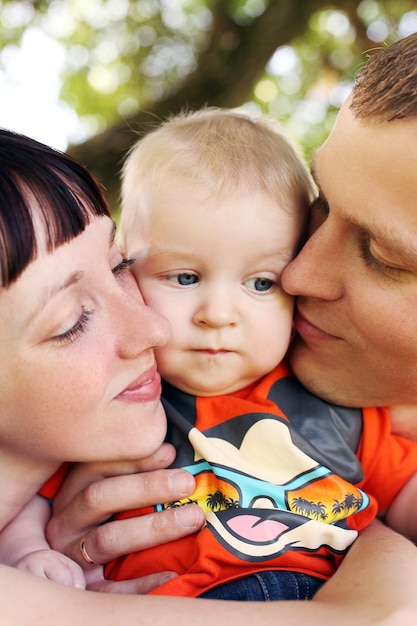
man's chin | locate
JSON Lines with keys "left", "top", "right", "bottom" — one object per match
{"left": 287, "top": 342, "right": 356, "bottom": 407}
{"left": 287, "top": 344, "right": 323, "bottom": 394}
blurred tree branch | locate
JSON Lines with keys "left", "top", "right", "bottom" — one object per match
{"left": 69, "top": 0, "right": 326, "bottom": 208}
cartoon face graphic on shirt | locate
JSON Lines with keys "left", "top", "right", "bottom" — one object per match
{"left": 158, "top": 412, "right": 367, "bottom": 561}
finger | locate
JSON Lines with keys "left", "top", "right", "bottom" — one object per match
{"left": 53, "top": 443, "right": 177, "bottom": 511}
{"left": 16, "top": 552, "right": 86, "bottom": 589}
{"left": 47, "top": 470, "right": 199, "bottom": 557}
{"left": 46, "top": 559, "right": 86, "bottom": 590}
{"left": 87, "top": 572, "right": 179, "bottom": 594}
{"left": 50, "top": 468, "right": 197, "bottom": 540}
{"left": 67, "top": 504, "right": 205, "bottom": 566}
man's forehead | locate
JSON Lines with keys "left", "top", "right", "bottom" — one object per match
{"left": 312, "top": 96, "right": 356, "bottom": 166}
{"left": 304, "top": 91, "right": 417, "bottom": 270}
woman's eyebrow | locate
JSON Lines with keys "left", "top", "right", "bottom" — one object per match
{"left": 28, "top": 271, "right": 84, "bottom": 324}
{"left": 110, "top": 220, "right": 117, "bottom": 245}
{"left": 35, "top": 220, "right": 116, "bottom": 319}
{"left": 54, "top": 271, "right": 84, "bottom": 295}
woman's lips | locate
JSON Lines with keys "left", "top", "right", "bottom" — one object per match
{"left": 116, "top": 365, "right": 162, "bottom": 403}
{"left": 293, "top": 310, "right": 338, "bottom": 342}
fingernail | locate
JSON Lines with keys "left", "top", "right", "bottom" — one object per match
{"left": 158, "top": 572, "right": 178, "bottom": 586}
{"left": 174, "top": 504, "right": 203, "bottom": 530}
{"left": 168, "top": 470, "right": 195, "bottom": 497}
{"left": 74, "top": 581, "right": 86, "bottom": 590}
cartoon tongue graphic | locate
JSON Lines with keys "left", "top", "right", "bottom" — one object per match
{"left": 227, "top": 515, "right": 289, "bottom": 543}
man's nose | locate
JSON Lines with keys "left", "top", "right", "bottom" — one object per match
{"left": 282, "top": 222, "right": 344, "bottom": 301}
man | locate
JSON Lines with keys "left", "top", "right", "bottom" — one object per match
{"left": 284, "top": 33, "right": 417, "bottom": 410}
{"left": 46, "top": 33, "right": 417, "bottom": 619}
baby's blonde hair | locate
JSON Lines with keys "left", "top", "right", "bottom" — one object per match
{"left": 120, "top": 107, "right": 315, "bottom": 238}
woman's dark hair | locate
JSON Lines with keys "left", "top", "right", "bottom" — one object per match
{"left": 0, "top": 128, "right": 111, "bottom": 287}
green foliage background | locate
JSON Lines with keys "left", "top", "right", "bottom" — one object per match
{"left": 1, "top": 0, "right": 416, "bottom": 205}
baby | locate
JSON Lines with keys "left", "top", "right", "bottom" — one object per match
{"left": 106, "top": 109, "right": 417, "bottom": 600}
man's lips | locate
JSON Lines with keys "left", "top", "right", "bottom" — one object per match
{"left": 293, "top": 310, "right": 339, "bottom": 342}
{"left": 116, "top": 364, "right": 161, "bottom": 403}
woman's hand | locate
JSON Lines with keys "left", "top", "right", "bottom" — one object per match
{"left": 46, "top": 443, "right": 205, "bottom": 593}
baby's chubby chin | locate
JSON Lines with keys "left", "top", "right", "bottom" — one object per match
{"left": 157, "top": 347, "right": 267, "bottom": 395}
{"left": 164, "top": 371, "right": 259, "bottom": 398}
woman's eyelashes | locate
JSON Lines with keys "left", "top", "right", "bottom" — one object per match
{"left": 112, "top": 257, "right": 135, "bottom": 276}
{"left": 51, "top": 309, "right": 94, "bottom": 345}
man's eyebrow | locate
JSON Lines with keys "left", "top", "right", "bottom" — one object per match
{"left": 311, "top": 154, "right": 417, "bottom": 266}
{"left": 358, "top": 221, "right": 417, "bottom": 265}
{"left": 310, "top": 156, "right": 320, "bottom": 189}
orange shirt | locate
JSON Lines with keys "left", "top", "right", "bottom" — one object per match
{"left": 41, "top": 362, "right": 417, "bottom": 597}
{"left": 101, "top": 362, "right": 417, "bottom": 596}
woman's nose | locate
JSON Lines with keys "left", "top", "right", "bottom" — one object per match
{"left": 116, "top": 287, "right": 170, "bottom": 359}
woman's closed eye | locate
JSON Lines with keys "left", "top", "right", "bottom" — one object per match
{"left": 112, "top": 257, "right": 135, "bottom": 277}
{"left": 51, "top": 309, "right": 94, "bottom": 345}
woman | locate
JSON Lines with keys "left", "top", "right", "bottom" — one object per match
{"left": 0, "top": 127, "right": 415, "bottom": 625}
{"left": 0, "top": 127, "right": 176, "bottom": 585}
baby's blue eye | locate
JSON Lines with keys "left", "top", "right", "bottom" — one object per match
{"left": 177, "top": 273, "right": 199, "bottom": 286}
{"left": 254, "top": 278, "right": 273, "bottom": 291}
{"left": 244, "top": 277, "right": 274, "bottom": 292}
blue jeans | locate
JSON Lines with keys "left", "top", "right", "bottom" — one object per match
{"left": 199, "top": 571, "right": 324, "bottom": 601}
